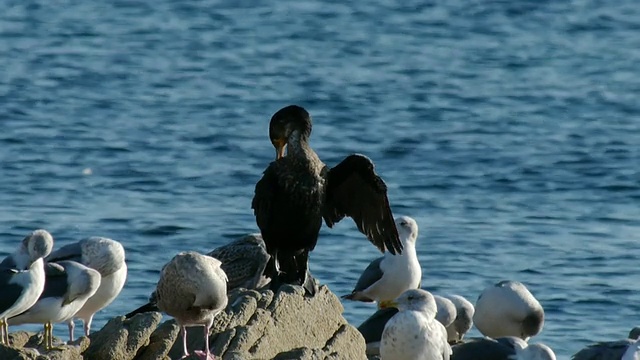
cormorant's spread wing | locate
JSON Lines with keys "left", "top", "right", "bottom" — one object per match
{"left": 323, "top": 154, "right": 402, "bottom": 255}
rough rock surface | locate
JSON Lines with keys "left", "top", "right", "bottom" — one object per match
{"left": 84, "top": 312, "right": 163, "bottom": 360}
{"left": 0, "top": 331, "right": 87, "bottom": 360}
{"left": 3, "top": 284, "right": 367, "bottom": 360}
{"left": 166, "top": 284, "right": 367, "bottom": 360}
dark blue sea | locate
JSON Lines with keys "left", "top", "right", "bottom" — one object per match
{"left": 1, "top": 0, "right": 639, "bottom": 358}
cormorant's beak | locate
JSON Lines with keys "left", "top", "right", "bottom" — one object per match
{"left": 273, "top": 138, "right": 287, "bottom": 160}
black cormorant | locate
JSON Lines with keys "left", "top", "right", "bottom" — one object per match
{"left": 252, "top": 105, "right": 403, "bottom": 295}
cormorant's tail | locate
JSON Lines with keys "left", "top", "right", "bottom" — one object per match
{"left": 268, "top": 250, "right": 317, "bottom": 295}
{"left": 125, "top": 302, "right": 160, "bottom": 319}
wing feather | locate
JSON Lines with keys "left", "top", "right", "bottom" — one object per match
{"left": 323, "top": 154, "right": 402, "bottom": 254}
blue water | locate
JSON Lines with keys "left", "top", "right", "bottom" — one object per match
{"left": 1, "top": 0, "right": 639, "bottom": 358}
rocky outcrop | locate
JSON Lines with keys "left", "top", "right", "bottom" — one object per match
{"left": 164, "top": 284, "right": 367, "bottom": 360}
{"left": 0, "top": 330, "right": 88, "bottom": 360}
{"left": 2, "top": 284, "right": 367, "bottom": 360}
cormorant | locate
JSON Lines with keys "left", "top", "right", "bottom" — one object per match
{"left": 252, "top": 105, "right": 403, "bottom": 295}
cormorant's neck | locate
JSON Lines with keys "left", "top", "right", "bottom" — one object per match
{"left": 287, "top": 129, "right": 312, "bottom": 157}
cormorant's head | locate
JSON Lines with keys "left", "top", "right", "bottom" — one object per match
{"left": 269, "top": 105, "right": 313, "bottom": 160}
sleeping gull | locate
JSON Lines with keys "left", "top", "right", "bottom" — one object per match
{"left": 45, "top": 236, "right": 127, "bottom": 340}
{"left": 343, "top": 216, "right": 421, "bottom": 308}
{"left": 434, "top": 295, "right": 457, "bottom": 328}
{"left": 452, "top": 337, "right": 556, "bottom": 360}
{"left": 0, "top": 229, "right": 54, "bottom": 345}
{"left": 474, "top": 280, "right": 544, "bottom": 340}
{"left": 125, "top": 233, "right": 270, "bottom": 318}
{"left": 443, "top": 294, "right": 475, "bottom": 343}
{"left": 572, "top": 327, "right": 640, "bottom": 360}
{"left": 380, "top": 289, "right": 452, "bottom": 360}
{"left": 156, "top": 251, "right": 228, "bottom": 360}
{"left": 9, "top": 261, "right": 101, "bottom": 349}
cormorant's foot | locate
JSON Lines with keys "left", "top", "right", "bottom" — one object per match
{"left": 194, "top": 350, "right": 216, "bottom": 360}
{"left": 302, "top": 273, "right": 319, "bottom": 297}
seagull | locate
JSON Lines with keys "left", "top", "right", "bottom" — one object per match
{"left": 380, "top": 289, "right": 452, "bottom": 360}
{"left": 434, "top": 295, "right": 457, "bottom": 329}
{"left": 156, "top": 251, "right": 228, "bottom": 360}
{"left": 45, "top": 236, "right": 127, "bottom": 340}
{"left": 342, "top": 216, "right": 421, "bottom": 308}
{"left": 0, "top": 230, "right": 54, "bottom": 345}
{"left": 9, "top": 260, "right": 101, "bottom": 349}
{"left": 124, "top": 233, "right": 271, "bottom": 319}
{"left": 572, "top": 327, "right": 640, "bottom": 360}
{"left": 452, "top": 337, "right": 556, "bottom": 360}
{"left": 442, "top": 294, "right": 475, "bottom": 343}
{"left": 474, "top": 280, "right": 544, "bottom": 340}
{"left": 252, "top": 105, "right": 402, "bottom": 295}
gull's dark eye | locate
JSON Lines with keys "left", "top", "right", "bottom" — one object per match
{"left": 400, "top": 221, "right": 407, "bottom": 226}
{"left": 407, "top": 295, "right": 414, "bottom": 300}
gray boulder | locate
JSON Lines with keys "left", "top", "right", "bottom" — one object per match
{"left": 160, "top": 284, "right": 367, "bottom": 360}
{"left": 3, "top": 284, "right": 367, "bottom": 360}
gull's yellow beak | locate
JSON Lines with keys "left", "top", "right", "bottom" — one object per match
{"left": 273, "top": 138, "right": 287, "bottom": 160}
{"left": 379, "top": 300, "right": 399, "bottom": 309}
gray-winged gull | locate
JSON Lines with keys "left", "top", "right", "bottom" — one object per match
{"left": 9, "top": 260, "right": 101, "bottom": 349}
{"left": 45, "top": 236, "right": 127, "bottom": 340}
{"left": 474, "top": 280, "right": 544, "bottom": 340}
{"left": 452, "top": 337, "right": 556, "bottom": 360}
{"left": 572, "top": 327, "right": 640, "bottom": 360}
{"left": 0, "top": 229, "right": 54, "bottom": 345}
{"left": 156, "top": 251, "right": 228, "bottom": 360}
{"left": 380, "top": 289, "right": 452, "bottom": 360}
{"left": 443, "top": 294, "right": 475, "bottom": 343}
{"left": 125, "top": 233, "right": 270, "bottom": 318}
{"left": 434, "top": 295, "right": 457, "bottom": 329}
{"left": 359, "top": 292, "right": 474, "bottom": 355}
{"left": 343, "top": 216, "right": 421, "bottom": 308}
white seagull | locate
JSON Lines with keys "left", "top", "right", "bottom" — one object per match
{"left": 343, "top": 216, "right": 421, "bottom": 308}
{"left": 9, "top": 260, "right": 101, "bottom": 349}
{"left": 0, "top": 230, "right": 54, "bottom": 345}
{"left": 443, "top": 294, "right": 475, "bottom": 343}
{"left": 380, "top": 289, "right": 452, "bottom": 360}
{"left": 45, "top": 236, "right": 127, "bottom": 340}
{"left": 474, "top": 280, "right": 544, "bottom": 340}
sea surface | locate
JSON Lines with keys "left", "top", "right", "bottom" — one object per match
{"left": 1, "top": 0, "right": 639, "bottom": 358}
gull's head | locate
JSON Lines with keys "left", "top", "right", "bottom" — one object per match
{"left": 395, "top": 216, "right": 418, "bottom": 245}
{"left": 24, "top": 229, "right": 54, "bottom": 262}
{"left": 269, "top": 105, "right": 313, "bottom": 160}
{"left": 517, "top": 343, "right": 556, "bottom": 360}
{"left": 389, "top": 289, "right": 437, "bottom": 317}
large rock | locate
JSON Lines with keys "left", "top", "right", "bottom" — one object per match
{"left": 84, "top": 312, "right": 163, "bottom": 360}
{"left": 0, "top": 331, "right": 86, "bottom": 360}
{"left": 161, "top": 284, "right": 367, "bottom": 360}
{"left": 3, "top": 284, "right": 367, "bottom": 360}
